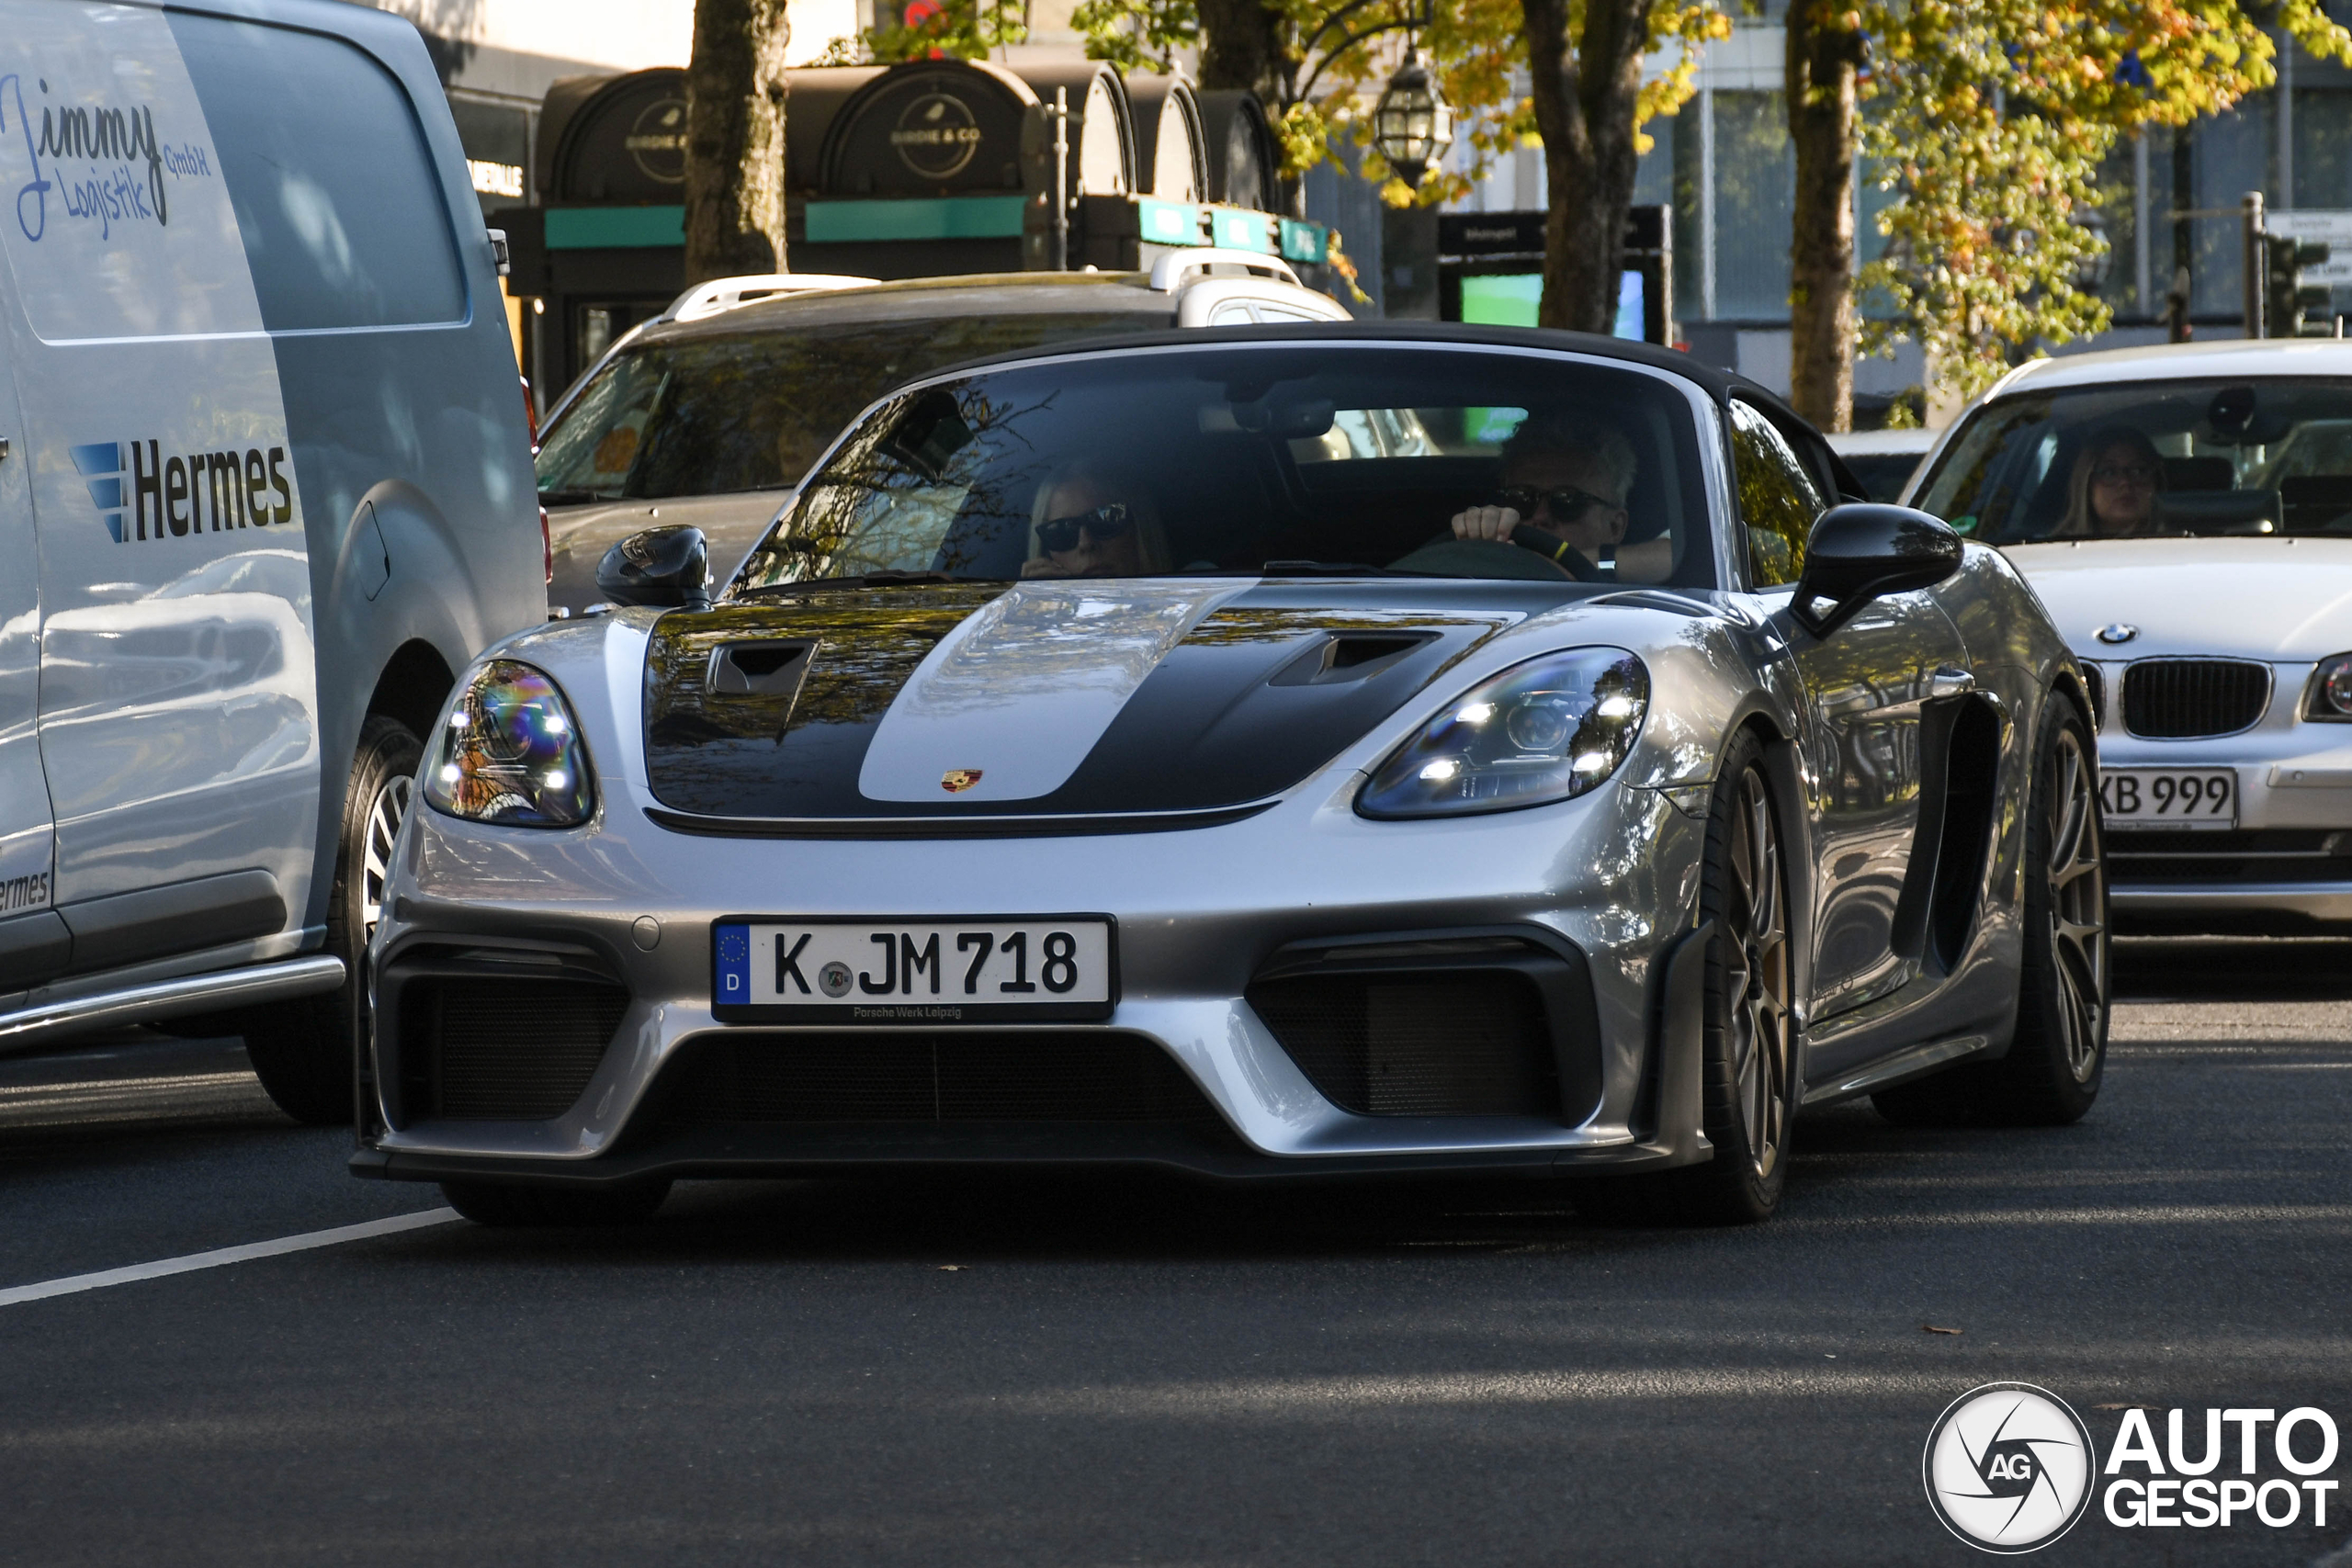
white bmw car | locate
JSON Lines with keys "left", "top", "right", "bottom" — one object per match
{"left": 1910, "top": 341, "right": 2352, "bottom": 930}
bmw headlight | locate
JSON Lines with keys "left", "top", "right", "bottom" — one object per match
{"left": 1358, "top": 649, "right": 1650, "bottom": 818}
{"left": 2305, "top": 653, "right": 2352, "bottom": 722}
{"left": 423, "top": 660, "right": 595, "bottom": 827}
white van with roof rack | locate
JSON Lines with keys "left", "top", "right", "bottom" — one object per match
{"left": 0, "top": 0, "right": 542, "bottom": 1121}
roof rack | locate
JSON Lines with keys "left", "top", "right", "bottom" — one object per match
{"left": 1148, "top": 250, "right": 1303, "bottom": 292}
{"left": 661, "top": 273, "right": 878, "bottom": 324}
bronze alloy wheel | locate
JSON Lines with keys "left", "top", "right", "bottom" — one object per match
{"left": 2041, "top": 723, "right": 2109, "bottom": 1082}
{"left": 1722, "top": 762, "right": 1794, "bottom": 1179}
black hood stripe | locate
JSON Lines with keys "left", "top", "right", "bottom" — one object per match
{"left": 642, "top": 581, "right": 1575, "bottom": 820}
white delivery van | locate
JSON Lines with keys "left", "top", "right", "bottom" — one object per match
{"left": 0, "top": 0, "right": 543, "bottom": 1121}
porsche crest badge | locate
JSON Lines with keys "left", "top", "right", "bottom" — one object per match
{"left": 941, "top": 769, "right": 983, "bottom": 793}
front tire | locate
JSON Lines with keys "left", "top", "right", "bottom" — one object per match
{"left": 243, "top": 714, "right": 421, "bottom": 1125}
{"left": 1577, "top": 729, "right": 1797, "bottom": 1225}
{"left": 440, "top": 1179, "right": 673, "bottom": 1228}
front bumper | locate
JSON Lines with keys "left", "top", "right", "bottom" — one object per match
{"left": 358, "top": 763, "right": 1715, "bottom": 1185}
{"left": 2086, "top": 665, "right": 2352, "bottom": 926}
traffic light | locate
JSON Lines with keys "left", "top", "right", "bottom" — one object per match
{"left": 2265, "top": 233, "right": 2334, "bottom": 337}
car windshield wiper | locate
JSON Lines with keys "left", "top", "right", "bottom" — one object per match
{"left": 1260, "top": 559, "right": 1431, "bottom": 577}
{"left": 537, "top": 487, "right": 618, "bottom": 506}
{"left": 735, "top": 570, "right": 994, "bottom": 598}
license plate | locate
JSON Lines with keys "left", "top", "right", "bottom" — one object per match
{"left": 2099, "top": 767, "right": 2237, "bottom": 829}
{"left": 712, "top": 917, "right": 1116, "bottom": 1022}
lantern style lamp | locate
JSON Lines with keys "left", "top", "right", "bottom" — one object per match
{"left": 1373, "top": 52, "right": 1454, "bottom": 192}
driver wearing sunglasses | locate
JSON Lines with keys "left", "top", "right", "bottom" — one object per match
{"left": 1446, "top": 417, "right": 1669, "bottom": 581}
{"left": 1023, "top": 460, "right": 1169, "bottom": 579}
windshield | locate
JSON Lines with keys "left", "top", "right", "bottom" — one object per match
{"left": 534, "top": 311, "right": 1160, "bottom": 502}
{"left": 1916, "top": 378, "right": 2352, "bottom": 542}
{"left": 730, "top": 345, "right": 1715, "bottom": 590}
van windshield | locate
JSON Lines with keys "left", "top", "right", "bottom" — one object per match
{"left": 534, "top": 312, "right": 1159, "bottom": 503}
{"left": 1916, "top": 378, "right": 2352, "bottom": 541}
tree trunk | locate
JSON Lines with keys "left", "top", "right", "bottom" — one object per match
{"left": 1195, "top": 0, "right": 1292, "bottom": 107}
{"left": 1786, "top": 1, "right": 1861, "bottom": 431}
{"left": 1195, "top": 0, "right": 1306, "bottom": 216}
{"left": 684, "top": 0, "right": 792, "bottom": 287}
{"left": 1523, "top": 0, "right": 1653, "bottom": 333}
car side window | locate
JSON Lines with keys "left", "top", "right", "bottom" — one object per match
{"left": 172, "top": 14, "right": 468, "bottom": 331}
{"left": 1728, "top": 400, "right": 1825, "bottom": 588}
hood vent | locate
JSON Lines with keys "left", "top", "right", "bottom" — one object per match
{"left": 1272, "top": 632, "right": 1437, "bottom": 687}
{"left": 708, "top": 639, "right": 815, "bottom": 697}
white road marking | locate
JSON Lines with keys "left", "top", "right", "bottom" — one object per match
{"left": 0, "top": 1208, "right": 459, "bottom": 1308}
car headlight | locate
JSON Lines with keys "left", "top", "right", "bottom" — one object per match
{"left": 423, "top": 660, "right": 596, "bottom": 827}
{"left": 2306, "top": 653, "right": 2352, "bottom": 722}
{"left": 1357, "top": 649, "right": 1649, "bottom": 818}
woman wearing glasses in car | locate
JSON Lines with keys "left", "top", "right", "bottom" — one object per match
{"left": 2058, "top": 426, "right": 2169, "bottom": 538}
{"left": 1022, "top": 459, "right": 1171, "bottom": 579}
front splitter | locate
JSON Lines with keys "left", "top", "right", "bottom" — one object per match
{"left": 351, "top": 1120, "right": 1704, "bottom": 1187}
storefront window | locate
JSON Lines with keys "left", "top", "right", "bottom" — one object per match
{"left": 1713, "top": 91, "right": 1794, "bottom": 321}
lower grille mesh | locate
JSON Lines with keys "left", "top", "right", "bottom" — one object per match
{"left": 408, "top": 977, "right": 629, "bottom": 1120}
{"left": 2121, "top": 660, "right": 2267, "bottom": 739}
{"left": 1246, "top": 973, "right": 1558, "bottom": 1117}
{"left": 2109, "top": 828, "right": 2352, "bottom": 885}
{"left": 652, "top": 1032, "right": 1224, "bottom": 1125}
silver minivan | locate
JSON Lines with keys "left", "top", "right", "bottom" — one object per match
{"left": 0, "top": 0, "right": 542, "bottom": 1121}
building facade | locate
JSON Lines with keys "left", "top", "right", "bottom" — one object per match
{"left": 1430, "top": 5, "right": 2352, "bottom": 412}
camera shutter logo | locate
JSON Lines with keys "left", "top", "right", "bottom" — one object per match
{"left": 1924, "top": 1383, "right": 2098, "bottom": 1553}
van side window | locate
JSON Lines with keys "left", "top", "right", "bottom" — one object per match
{"left": 171, "top": 16, "right": 466, "bottom": 331}
{"left": 1727, "top": 400, "right": 1825, "bottom": 588}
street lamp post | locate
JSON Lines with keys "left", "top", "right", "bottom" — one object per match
{"left": 1372, "top": 51, "right": 1454, "bottom": 193}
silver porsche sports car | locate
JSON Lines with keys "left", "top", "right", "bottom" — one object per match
{"left": 353, "top": 325, "right": 2109, "bottom": 1228}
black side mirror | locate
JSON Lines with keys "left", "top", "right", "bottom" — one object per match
{"left": 596, "top": 525, "right": 711, "bottom": 611}
{"left": 1790, "top": 503, "right": 1962, "bottom": 637}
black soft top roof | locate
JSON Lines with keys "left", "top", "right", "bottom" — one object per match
{"left": 930, "top": 318, "right": 1781, "bottom": 414}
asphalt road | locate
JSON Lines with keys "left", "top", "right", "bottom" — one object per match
{"left": 2, "top": 940, "right": 2348, "bottom": 1566}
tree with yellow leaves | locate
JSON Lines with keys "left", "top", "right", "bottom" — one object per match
{"left": 1078, "top": 0, "right": 1724, "bottom": 332}
{"left": 1791, "top": 0, "right": 2352, "bottom": 429}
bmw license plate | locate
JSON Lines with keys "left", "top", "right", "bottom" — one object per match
{"left": 712, "top": 918, "right": 1115, "bottom": 1022}
{"left": 2099, "top": 767, "right": 2237, "bottom": 830}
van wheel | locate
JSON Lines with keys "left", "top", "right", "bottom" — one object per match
{"left": 244, "top": 714, "right": 422, "bottom": 1125}
{"left": 440, "top": 1179, "right": 673, "bottom": 1227}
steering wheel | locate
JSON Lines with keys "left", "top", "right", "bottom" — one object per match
{"left": 1509, "top": 525, "right": 1604, "bottom": 582}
